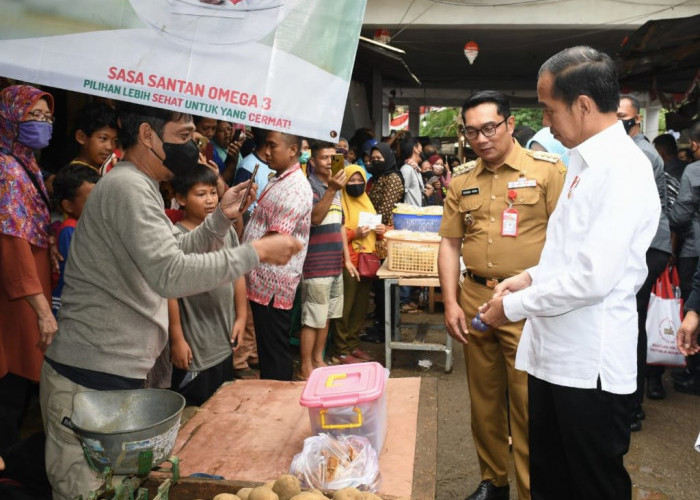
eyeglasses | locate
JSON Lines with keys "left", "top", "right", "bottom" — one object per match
{"left": 464, "top": 119, "right": 506, "bottom": 140}
{"left": 24, "top": 110, "right": 55, "bottom": 124}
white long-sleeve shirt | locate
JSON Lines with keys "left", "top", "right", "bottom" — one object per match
{"left": 503, "top": 121, "right": 660, "bottom": 394}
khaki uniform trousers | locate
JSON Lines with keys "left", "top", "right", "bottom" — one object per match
{"left": 459, "top": 276, "right": 529, "bottom": 500}
{"left": 40, "top": 362, "right": 129, "bottom": 500}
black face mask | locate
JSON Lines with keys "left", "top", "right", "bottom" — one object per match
{"left": 368, "top": 159, "right": 386, "bottom": 176}
{"left": 151, "top": 139, "right": 200, "bottom": 178}
{"left": 621, "top": 118, "right": 636, "bottom": 134}
{"left": 346, "top": 183, "right": 365, "bottom": 197}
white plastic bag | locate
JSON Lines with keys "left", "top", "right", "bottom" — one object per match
{"left": 289, "top": 433, "right": 380, "bottom": 492}
{"left": 646, "top": 267, "right": 686, "bottom": 367}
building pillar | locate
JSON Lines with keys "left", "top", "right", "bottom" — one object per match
{"left": 644, "top": 104, "right": 661, "bottom": 141}
{"left": 408, "top": 100, "right": 420, "bottom": 137}
{"left": 372, "top": 69, "right": 383, "bottom": 139}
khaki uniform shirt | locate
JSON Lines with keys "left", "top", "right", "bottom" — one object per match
{"left": 439, "top": 140, "right": 566, "bottom": 279}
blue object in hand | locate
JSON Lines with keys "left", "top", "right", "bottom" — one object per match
{"left": 471, "top": 313, "right": 488, "bottom": 332}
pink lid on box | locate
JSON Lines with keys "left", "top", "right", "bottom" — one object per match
{"left": 299, "top": 362, "right": 386, "bottom": 408}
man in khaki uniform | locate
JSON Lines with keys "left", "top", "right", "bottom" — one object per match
{"left": 438, "top": 91, "right": 565, "bottom": 500}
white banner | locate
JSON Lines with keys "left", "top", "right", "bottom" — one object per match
{"left": 0, "top": 0, "right": 367, "bottom": 141}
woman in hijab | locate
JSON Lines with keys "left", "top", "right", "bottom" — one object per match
{"left": 363, "top": 142, "right": 404, "bottom": 342}
{"left": 526, "top": 126, "right": 569, "bottom": 166}
{"left": 334, "top": 165, "right": 386, "bottom": 363}
{"left": 367, "top": 141, "right": 403, "bottom": 242}
{"left": 0, "top": 85, "right": 57, "bottom": 448}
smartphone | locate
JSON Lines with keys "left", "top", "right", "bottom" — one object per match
{"left": 331, "top": 153, "right": 345, "bottom": 176}
{"left": 195, "top": 136, "right": 209, "bottom": 151}
{"left": 232, "top": 128, "right": 243, "bottom": 143}
{"left": 239, "top": 163, "right": 259, "bottom": 212}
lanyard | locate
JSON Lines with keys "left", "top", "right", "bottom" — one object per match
{"left": 256, "top": 163, "right": 300, "bottom": 206}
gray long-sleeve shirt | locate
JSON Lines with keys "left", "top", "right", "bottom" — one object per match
{"left": 669, "top": 160, "right": 700, "bottom": 258}
{"left": 47, "top": 163, "right": 259, "bottom": 380}
{"left": 633, "top": 134, "right": 671, "bottom": 254}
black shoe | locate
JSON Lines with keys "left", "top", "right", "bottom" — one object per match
{"left": 359, "top": 327, "right": 385, "bottom": 344}
{"left": 632, "top": 407, "right": 645, "bottom": 421}
{"left": 646, "top": 376, "right": 666, "bottom": 400}
{"left": 674, "top": 374, "right": 700, "bottom": 395}
{"left": 630, "top": 418, "right": 642, "bottom": 432}
{"left": 671, "top": 367, "right": 693, "bottom": 382}
{"left": 465, "top": 481, "right": 509, "bottom": 500}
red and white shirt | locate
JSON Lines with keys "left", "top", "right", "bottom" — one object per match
{"left": 243, "top": 164, "right": 312, "bottom": 309}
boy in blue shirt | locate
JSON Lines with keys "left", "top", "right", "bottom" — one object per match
{"left": 50, "top": 165, "right": 100, "bottom": 317}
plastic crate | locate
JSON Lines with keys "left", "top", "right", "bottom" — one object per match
{"left": 392, "top": 213, "right": 442, "bottom": 232}
{"left": 386, "top": 237, "right": 440, "bottom": 274}
{"left": 300, "top": 362, "right": 388, "bottom": 454}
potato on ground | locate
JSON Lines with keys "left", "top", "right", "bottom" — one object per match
{"left": 248, "top": 486, "right": 279, "bottom": 500}
{"left": 332, "top": 488, "right": 364, "bottom": 500}
{"left": 213, "top": 495, "right": 241, "bottom": 500}
{"left": 273, "top": 474, "right": 302, "bottom": 500}
{"left": 237, "top": 488, "right": 254, "bottom": 500}
{"left": 290, "top": 493, "right": 328, "bottom": 500}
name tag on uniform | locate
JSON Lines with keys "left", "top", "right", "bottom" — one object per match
{"left": 501, "top": 207, "right": 519, "bottom": 237}
{"left": 507, "top": 179, "right": 537, "bottom": 189}
{"left": 462, "top": 187, "right": 480, "bottom": 196}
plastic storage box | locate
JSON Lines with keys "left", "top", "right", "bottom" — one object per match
{"left": 300, "top": 362, "right": 387, "bottom": 454}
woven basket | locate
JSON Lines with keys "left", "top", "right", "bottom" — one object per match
{"left": 386, "top": 238, "right": 439, "bottom": 274}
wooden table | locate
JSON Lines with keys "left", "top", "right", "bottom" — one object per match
{"left": 377, "top": 263, "right": 453, "bottom": 373}
{"left": 144, "top": 377, "right": 437, "bottom": 499}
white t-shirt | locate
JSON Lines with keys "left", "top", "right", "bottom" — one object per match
{"left": 504, "top": 121, "right": 660, "bottom": 394}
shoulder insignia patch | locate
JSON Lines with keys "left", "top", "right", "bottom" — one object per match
{"left": 452, "top": 160, "right": 477, "bottom": 178}
{"left": 526, "top": 150, "right": 560, "bottom": 163}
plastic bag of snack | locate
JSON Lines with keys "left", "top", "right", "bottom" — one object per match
{"left": 289, "top": 433, "right": 380, "bottom": 492}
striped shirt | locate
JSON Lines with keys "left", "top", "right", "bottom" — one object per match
{"left": 303, "top": 174, "right": 344, "bottom": 279}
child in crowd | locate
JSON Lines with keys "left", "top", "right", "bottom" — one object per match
{"left": 50, "top": 165, "right": 100, "bottom": 317}
{"left": 298, "top": 141, "right": 360, "bottom": 379}
{"left": 168, "top": 166, "right": 247, "bottom": 406}
{"left": 68, "top": 101, "right": 119, "bottom": 174}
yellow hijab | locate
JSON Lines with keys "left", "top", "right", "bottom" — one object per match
{"left": 341, "top": 165, "right": 376, "bottom": 254}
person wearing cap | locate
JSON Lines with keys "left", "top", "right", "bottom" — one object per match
{"left": 438, "top": 91, "right": 566, "bottom": 500}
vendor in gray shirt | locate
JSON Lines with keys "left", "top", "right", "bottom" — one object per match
{"left": 39, "top": 103, "right": 302, "bottom": 499}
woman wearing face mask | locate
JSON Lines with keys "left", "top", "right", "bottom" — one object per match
{"left": 0, "top": 85, "right": 57, "bottom": 448}
{"left": 333, "top": 165, "right": 386, "bottom": 363}
{"left": 362, "top": 142, "right": 403, "bottom": 342}
{"left": 428, "top": 154, "right": 451, "bottom": 192}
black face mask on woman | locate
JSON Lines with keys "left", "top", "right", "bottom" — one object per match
{"left": 368, "top": 159, "right": 386, "bottom": 177}
{"left": 346, "top": 183, "right": 365, "bottom": 197}
{"left": 151, "top": 138, "right": 200, "bottom": 178}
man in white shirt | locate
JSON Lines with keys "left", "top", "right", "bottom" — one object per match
{"left": 480, "top": 46, "right": 660, "bottom": 500}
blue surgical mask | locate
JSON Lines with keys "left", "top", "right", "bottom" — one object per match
{"left": 299, "top": 150, "right": 311, "bottom": 164}
{"left": 17, "top": 121, "right": 53, "bottom": 150}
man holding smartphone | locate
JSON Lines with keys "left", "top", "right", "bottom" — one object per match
{"left": 210, "top": 120, "right": 245, "bottom": 184}
{"left": 298, "top": 142, "right": 359, "bottom": 379}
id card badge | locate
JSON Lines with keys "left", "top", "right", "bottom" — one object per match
{"left": 501, "top": 207, "right": 519, "bottom": 237}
